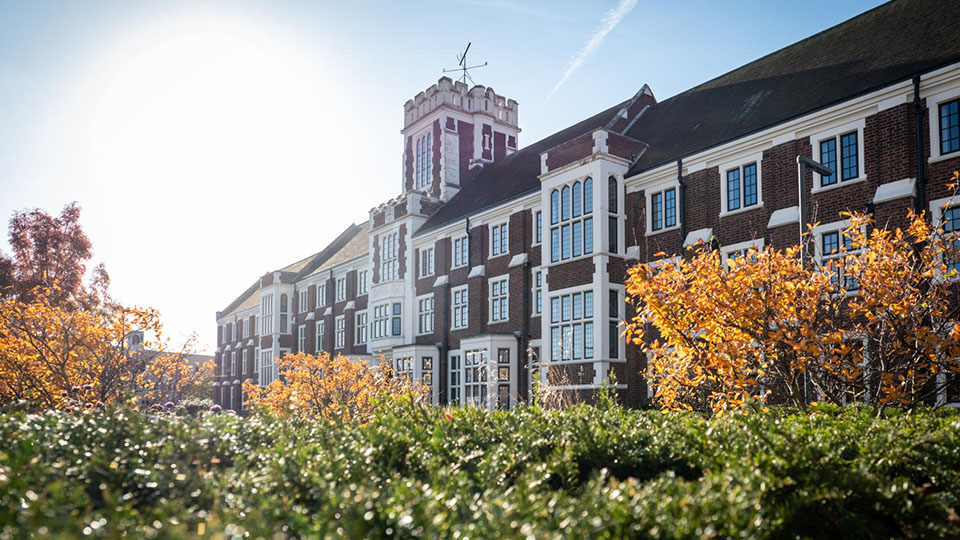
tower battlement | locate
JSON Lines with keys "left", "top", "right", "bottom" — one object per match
{"left": 404, "top": 77, "right": 518, "bottom": 129}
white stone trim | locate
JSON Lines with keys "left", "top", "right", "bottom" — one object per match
{"left": 683, "top": 227, "right": 713, "bottom": 248}
{"left": 872, "top": 178, "right": 916, "bottom": 205}
{"left": 767, "top": 206, "right": 800, "bottom": 229}
{"left": 508, "top": 253, "right": 528, "bottom": 268}
{"left": 468, "top": 265, "right": 485, "bottom": 278}
{"left": 718, "top": 151, "right": 764, "bottom": 216}
{"left": 433, "top": 275, "right": 449, "bottom": 287}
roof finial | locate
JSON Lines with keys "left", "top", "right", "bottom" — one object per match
{"left": 443, "top": 42, "right": 487, "bottom": 85}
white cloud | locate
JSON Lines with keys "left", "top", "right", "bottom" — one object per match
{"left": 543, "top": 0, "right": 638, "bottom": 105}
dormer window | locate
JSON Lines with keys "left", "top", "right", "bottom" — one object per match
{"left": 415, "top": 132, "right": 433, "bottom": 190}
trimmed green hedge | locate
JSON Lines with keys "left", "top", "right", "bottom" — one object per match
{"left": 1, "top": 404, "right": 958, "bottom": 538}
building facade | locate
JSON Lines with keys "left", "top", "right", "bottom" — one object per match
{"left": 215, "top": 0, "right": 960, "bottom": 411}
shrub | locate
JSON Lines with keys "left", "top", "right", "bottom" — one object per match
{"left": 1, "top": 405, "right": 958, "bottom": 538}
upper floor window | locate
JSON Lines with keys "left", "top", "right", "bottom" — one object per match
{"left": 316, "top": 283, "right": 326, "bottom": 307}
{"left": 813, "top": 120, "right": 865, "bottom": 189}
{"left": 335, "top": 315, "right": 346, "bottom": 349}
{"left": 940, "top": 98, "right": 959, "bottom": 156}
{"left": 550, "top": 178, "right": 593, "bottom": 263}
{"left": 372, "top": 304, "right": 390, "bottom": 339}
{"left": 550, "top": 290, "right": 594, "bottom": 361}
{"left": 260, "top": 294, "right": 274, "bottom": 335}
{"left": 452, "top": 286, "right": 469, "bottom": 329}
{"left": 418, "top": 295, "right": 435, "bottom": 335}
{"left": 415, "top": 132, "right": 433, "bottom": 190}
{"left": 229, "top": 323, "right": 235, "bottom": 342}
{"left": 298, "top": 290, "right": 308, "bottom": 313}
{"left": 453, "top": 236, "right": 469, "bottom": 268}
{"left": 358, "top": 271, "right": 368, "bottom": 295}
{"left": 241, "top": 349, "right": 248, "bottom": 375}
{"left": 533, "top": 269, "right": 542, "bottom": 316}
{"left": 724, "top": 162, "right": 759, "bottom": 212}
{"left": 315, "top": 320, "right": 325, "bottom": 352}
{"left": 489, "top": 276, "right": 509, "bottom": 323}
{"left": 381, "top": 232, "right": 399, "bottom": 281}
{"left": 392, "top": 303, "right": 402, "bottom": 336}
{"left": 649, "top": 186, "right": 677, "bottom": 232}
{"left": 355, "top": 312, "right": 368, "bottom": 345}
{"left": 534, "top": 211, "right": 542, "bottom": 245}
{"left": 298, "top": 325, "right": 306, "bottom": 352}
{"left": 336, "top": 277, "right": 346, "bottom": 302}
{"left": 491, "top": 222, "right": 509, "bottom": 257}
{"left": 279, "top": 294, "right": 288, "bottom": 333}
{"left": 420, "top": 247, "right": 435, "bottom": 277}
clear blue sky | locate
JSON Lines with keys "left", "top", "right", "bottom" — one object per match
{"left": 0, "top": 0, "right": 886, "bottom": 352}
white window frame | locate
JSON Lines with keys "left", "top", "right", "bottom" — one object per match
{"left": 548, "top": 287, "right": 595, "bottom": 362}
{"left": 453, "top": 235, "right": 469, "bottom": 268}
{"left": 414, "top": 130, "right": 433, "bottom": 190}
{"left": 812, "top": 219, "right": 862, "bottom": 292}
{"left": 811, "top": 118, "right": 867, "bottom": 193}
{"left": 532, "top": 268, "right": 543, "bottom": 317}
{"left": 452, "top": 285, "right": 469, "bottom": 329}
{"left": 316, "top": 283, "right": 326, "bottom": 308}
{"left": 355, "top": 312, "right": 368, "bottom": 345}
{"left": 532, "top": 210, "right": 543, "bottom": 246}
{"left": 315, "top": 320, "right": 325, "bottom": 353}
{"left": 373, "top": 304, "right": 390, "bottom": 339}
{"left": 260, "top": 294, "right": 274, "bottom": 335}
{"left": 336, "top": 276, "right": 347, "bottom": 302}
{"left": 417, "top": 294, "right": 435, "bottom": 335}
{"left": 719, "top": 152, "right": 764, "bottom": 216}
{"left": 357, "top": 270, "right": 368, "bottom": 295}
{"left": 298, "top": 290, "right": 308, "bottom": 313}
{"left": 231, "top": 351, "right": 237, "bottom": 377}
{"left": 420, "top": 247, "right": 435, "bottom": 278}
{"left": 260, "top": 349, "right": 275, "bottom": 386}
{"left": 381, "top": 232, "right": 399, "bottom": 282}
{"left": 720, "top": 238, "right": 766, "bottom": 266}
{"left": 930, "top": 195, "right": 960, "bottom": 280}
{"left": 298, "top": 325, "right": 306, "bottom": 352}
{"left": 490, "top": 221, "right": 509, "bottom": 258}
{"left": 488, "top": 275, "right": 509, "bottom": 323}
{"left": 645, "top": 180, "right": 680, "bottom": 235}
{"left": 241, "top": 348, "right": 248, "bottom": 375}
{"left": 335, "top": 315, "right": 346, "bottom": 349}
{"left": 926, "top": 83, "right": 960, "bottom": 164}
{"left": 548, "top": 178, "right": 594, "bottom": 264}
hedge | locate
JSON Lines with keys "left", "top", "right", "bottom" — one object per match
{"left": 1, "top": 403, "right": 958, "bottom": 538}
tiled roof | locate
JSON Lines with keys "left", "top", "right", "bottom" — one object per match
{"left": 626, "top": 0, "right": 960, "bottom": 174}
{"left": 218, "top": 223, "right": 365, "bottom": 317}
{"left": 304, "top": 223, "right": 370, "bottom": 278}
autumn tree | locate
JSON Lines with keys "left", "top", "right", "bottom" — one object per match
{"left": 0, "top": 203, "right": 210, "bottom": 410}
{"left": 243, "top": 352, "right": 423, "bottom": 422}
{"left": 625, "top": 175, "right": 960, "bottom": 414}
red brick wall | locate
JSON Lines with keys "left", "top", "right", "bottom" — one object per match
{"left": 547, "top": 258, "right": 595, "bottom": 290}
{"left": 458, "top": 121, "right": 474, "bottom": 182}
{"left": 545, "top": 132, "right": 593, "bottom": 171}
{"left": 432, "top": 119, "right": 442, "bottom": 198}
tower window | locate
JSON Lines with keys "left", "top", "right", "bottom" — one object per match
{"left": 415, "top": 132, "right": 433, "bottom": 190}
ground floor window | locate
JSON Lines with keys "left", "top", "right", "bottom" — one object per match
{"left": 550, "top": 290, "right": 594, "bottom": 361}
{"left": 463, "top": 348, "right": 488, "bottom": 408}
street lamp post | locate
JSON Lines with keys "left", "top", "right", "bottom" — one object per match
{"left": 797, "top": 155, "right": 834, "bottom": 266}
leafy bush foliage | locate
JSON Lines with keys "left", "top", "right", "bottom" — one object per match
{"left": 2, "top": 404, "right": 958, "bottom": 538}
{"left": 625, "top": 175, "right": 960, "bottom": 414}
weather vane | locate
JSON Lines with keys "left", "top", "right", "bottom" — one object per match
{"left": 443, "top": 42, "right": 487, "bottom": 85}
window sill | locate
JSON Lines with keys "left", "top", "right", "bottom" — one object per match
{"left": 488, "top": 252, "right": 510, "bottom": 260}
{"left": 646, "top": 224, "right": 680, "bottom": 237}
{"left": 488, "top": 319, "right": 510, "bottom": 325}
{"left": 720, "top": 203, "right": 764, "bottom": 218}
{"left": 548, "top": 252, "right": 595, "bottom": 265}
{"left": 811, "top": 175, "right": 867, "bottom": 194}
{"left": 928, "top": 151, "right": 960, "bottom": 165}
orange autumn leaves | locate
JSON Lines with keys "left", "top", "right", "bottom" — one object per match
{"left": 243, "top": 352, "right": 424, "bottom": 422}
{"left": 626, "top": 176, "right": 960, "bottom": 415}
{"left": 0, "top": 284, "right": 211, "bottom": 411}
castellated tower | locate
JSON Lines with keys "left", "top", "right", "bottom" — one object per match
{"left": 401, "top": 77, "right": 519, "bottom": 202}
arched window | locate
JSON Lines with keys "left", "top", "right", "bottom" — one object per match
{"left": 280, "top": 294, "right": 288, "bottom": 313}
{"left": 572, "top": 182, "right": 582, "bottom": 219}
{"left": 583, "top": 177, "right": 593, "bottom": 214}
{"left": 550, "top": 189, "right": 559, "bottom": 225}
{"left": 550, "top": 178, "right": 594, "bottom": 263}
{"left": 608, "top": 176, "right": 618, "bottom": 212}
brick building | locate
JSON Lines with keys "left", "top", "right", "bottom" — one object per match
{"left": 214, "top": 0, "right": 960, "bottom": 411}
